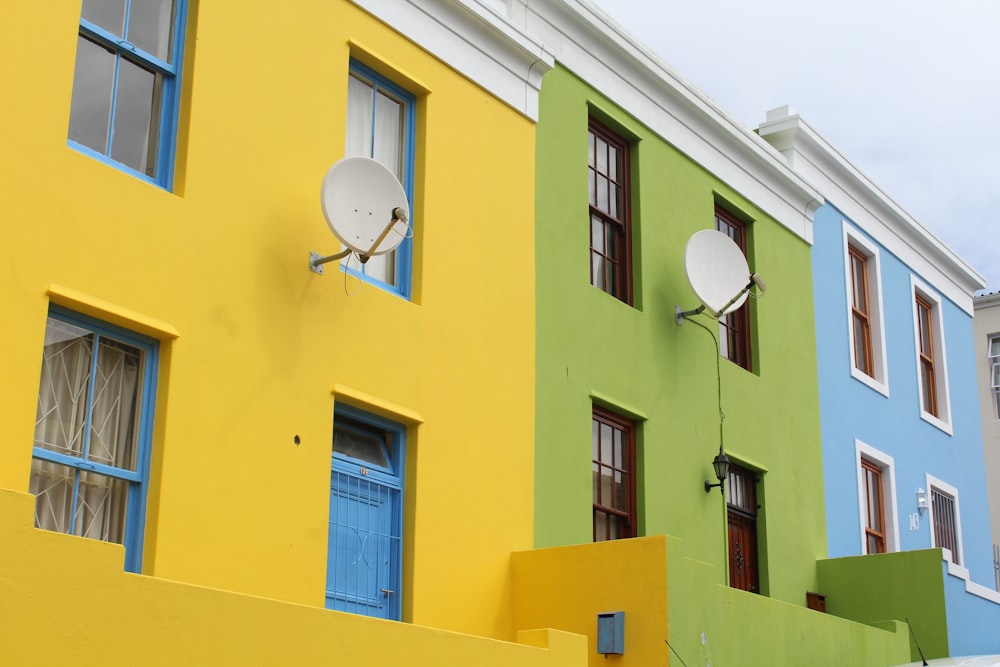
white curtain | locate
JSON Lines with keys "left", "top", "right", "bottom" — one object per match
{"left": 343, "top": 73, "right": 404, "bottom": 285}
{"left": 30, "top": 318, "right": 142, "bottom": 544}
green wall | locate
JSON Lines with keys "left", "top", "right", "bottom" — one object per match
{"left": 533, "top": 64, "right": 827, "bottom": 606}
{"left": 667, "top": 537, "right": 911, "bottom": 666}
{"left": 817, "top": 550, "right": 950, "bottom": 660}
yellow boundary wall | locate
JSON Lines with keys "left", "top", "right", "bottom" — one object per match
{"left": 0, "top": 489, "right": 585, "bottom": 666}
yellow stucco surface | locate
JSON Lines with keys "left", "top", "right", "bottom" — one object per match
{"left": 0, "top": 0, "right": 536, "bottom": 641}
{"left": 0, "top": 489, "right": 585, "bottom": 666}
{"left": 511, "top": 536, "right": 670, "bottom": 667}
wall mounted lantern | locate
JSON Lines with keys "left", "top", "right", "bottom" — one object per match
{"left": 917, "top": 488, "right": 928, "bottom": 513}
{"left": 704, "top": 449, "right": 731, "bottom": 494}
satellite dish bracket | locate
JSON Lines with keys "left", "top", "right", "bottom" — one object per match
{"left": 309, "top": 206, "right": 409, "bottom": 275}
{"left": 676, "top": 274, "right": 763, "bottom": 326}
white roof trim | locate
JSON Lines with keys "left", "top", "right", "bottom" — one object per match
{"left": 758, "top": 107, "right": 985, "bottom": 315}
{"left": 975, "top": 292, "right": 1000, "bottom": 310}
{"left": 349, "top": 0, "right": 554, "bottom": 121}
{"left": 512, "top": 0, "right": 823, "bottom": 243}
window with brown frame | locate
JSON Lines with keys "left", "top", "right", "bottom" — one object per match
{"left": 931, "top": 487, "right": 960, "bottom": 564}
{"left": 715, "top": 207, "right": 752, "bottom": 370}
{"left": 726, "top": 463, "right": 760, "bottom": 593}
{"left": 588, "top": 119, "right": 632, "bottom": 304}
{"left": 849, "top": 245, "right": 874, "bottom": 377}
{"left": 861, "top": 459, "right": 886, "bottom": 554}
{"left": 916, "top": 294, "right": 938, "bottom": 417}
{"left": 592, "top": 406, "right": 636, "bottom": 542}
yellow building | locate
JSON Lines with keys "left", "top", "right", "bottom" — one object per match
{"left": 0, "top": 1, "right": 600, "bottom": 663}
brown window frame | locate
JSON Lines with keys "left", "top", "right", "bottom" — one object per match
{"left": 848, "top": 245, "right": 874, "bottom": 377}
{"left": 592, "top": 406, "right": 637, "bottom": 542}
{"left": 588, "top": 119, "right": 633, "bottom": 305}
{"left": 715, "top": 206, "right": 752, "bottom": 371}
{"left": 726, "top": 463, "right": 760, "bottom": 593}
{"left": 916, "top": 294, "right": 938, "bottom": 417}
{"left": 931, "top": 487, "right": 960, "bottom": 565}
{"left": 861, "top": 459, "right": 886, "bottom": 554}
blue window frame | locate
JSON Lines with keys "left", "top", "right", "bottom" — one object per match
{"left": 343, "top": 59, "right": 416, "bottom": 298}
{"left": 326, "top": 404, "right": 406, "bottom": 620}
{"left": 29, "top": 307, "right": 159, "bottom": 573}
{"left": 68, "top": 0, "right": 188, "bottom": 189}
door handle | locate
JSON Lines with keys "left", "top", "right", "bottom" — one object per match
{"left": 381, "top": 588, "right": 395, "bottom": 597}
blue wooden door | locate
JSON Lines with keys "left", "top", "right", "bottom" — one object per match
{"left": 326, "top": 412, "right": 403, "bottom": 620}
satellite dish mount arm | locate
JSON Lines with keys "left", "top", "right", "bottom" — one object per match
{"left": 309, "top": 207, "right": 408, "bottom": 273}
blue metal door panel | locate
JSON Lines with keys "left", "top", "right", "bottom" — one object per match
{"left": 326, "top": 469, "right": 401, "bottom": 619}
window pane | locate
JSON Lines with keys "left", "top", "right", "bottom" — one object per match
{"left": 591, "top": 216, "right": 605, "bottom": 254}
{"left": 75, "top": 470, "right": 129, "bottom": 543}
{"left": 345, "top": 75, "right": 374, "bottom": 158}
{"left": 600, "top": 424, "right": 612, "bottom": 463}
{"left": 588, "top": 130, "right": 595, "bottom": 167}
{"left": 596, "top": 137, "right": 607, "bottom": 174}
{"left": 990, "top": 336, "right": 1000, "bottom": 358}
{"left": 592, "top": 254, "right": 604, "bottom": 290}
{"left": 88, "top": 337, "right": 144, "bottom": 470}
{"left": 69, "top": 36, "right": 116, "bottom": 155}
{"left": 334, "top": 424, "right": 391, "bottom": 468}
{"left": 128, "top": 0, "right": 175, "bottom": 62}
{"left": 596, "top": 176, "right": 609, "bottom": 211}
{"left": 30, "top": 459, "right": 76, "bottom": 535}
{"left": 82, "top": 0, "right": 127, "bottom": 37}
{"left": 373, "top": 90, "right": 402, "bottom": 179}
{"left": 110, "top": 57, "right": 160, "bottom": 175}
{"left": 853, "top": 314, "right": 869, "bottom": 372}
{"left": 608, "top": 145, "right": 619, "bottom": 180}
{"left": 35, "top": 319, "right": 95, "bottom": 458}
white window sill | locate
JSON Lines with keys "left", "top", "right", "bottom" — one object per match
{"left": 851, "top": 367, "right": 889, "bottom": 397}
{"left": 920, "top": 409, "right": 953, "bottom": 435}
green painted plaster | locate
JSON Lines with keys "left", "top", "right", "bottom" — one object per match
{"left": 817, "top": 549, "right": 950, "bottom": 660}
{"left": 667, "top": 536, "right": 912, "bottom": 666}
{"left": 534, "top": 65, "right": 827, "bottom": 609}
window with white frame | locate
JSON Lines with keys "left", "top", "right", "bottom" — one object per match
{"left": 843, "top": 225, "right": 888, "bottom": 394}
{"left": 343, "top": 60, "right": 416, "bottom": 298}
{"left": 855, "top": 441, "right": 899, "bottom": 554}
{"left": 30, "top": 308, "right": 158, "bottom": 573}
{"left": 68, "top": 0, "right": 188, "bottom": 188}
{"left": 927, "top": 476, "right": 963, "bottom": 566}
{"left": 911, "top": 278, "right": 951, "bottom": 432}
{"left": 989, "top": 334, "right": 1000, "bottom": 420}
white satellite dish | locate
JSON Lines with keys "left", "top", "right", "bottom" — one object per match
{"left": 676, "top": 229, "right": 765, "bottom": 325}
{"left": 684, "top": 229, "right": 751, "bottom": 316}
{"left": 321, "top": 157, "right": 409, "bottom": 255}
{"left": 309, "top": 157, "right": 411, "bottom": 275}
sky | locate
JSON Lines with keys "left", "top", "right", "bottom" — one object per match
{"left": 588, "top": 0, "right": 1000, "bottom": 295}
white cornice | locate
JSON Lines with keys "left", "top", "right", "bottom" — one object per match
{"left": 975, "top": 292, "right": 1000, "bottom": 311}
{"left": 758, "top": 107, "right": 985, "bottom": 315}
{"left": 512, "top": 0, "right": 823, "bottom": 243}
{"left": 349, "top": 0, "right": 554, "bottom": 121}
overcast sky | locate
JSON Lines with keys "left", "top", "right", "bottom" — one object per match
{"left": 589, "top": 0, "right": 1000, "bottom": 296}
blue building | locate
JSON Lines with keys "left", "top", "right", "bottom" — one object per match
{"left": 760, "top": 106, "right": 1000, "bottom": 657}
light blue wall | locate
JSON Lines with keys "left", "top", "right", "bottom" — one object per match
{"left": 812, "top": 202, "right": 995, "bottom": 591}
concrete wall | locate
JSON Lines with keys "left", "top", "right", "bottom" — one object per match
{"left": 973, "top": 294, "right": 1000, "bottom": 550}
{"left": 0, "top": 489, "right": 585, "bottom": 667}
{"left": 533, "top": 64, "right": 827, "bottom": 606}
{"left": 811, "top": 203, "right": 996, "bottom": 595}
{"left": 0, "top": 0, "right": 538, "bottom": 640}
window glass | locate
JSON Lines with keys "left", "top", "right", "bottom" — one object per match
{"left": 588, "top": 119, "right": 632, "bottom": 304}
{"left": 342, "top": 63, "right": 415, "bottom": 295}
{"left": 31, "top": 310, "right": 157, "bottom": 572}
{"left": 592, "top": 407, "right": 636, "bottom": 542}
{"left": 69, "top": 0, "right": 185, "bottom": 187}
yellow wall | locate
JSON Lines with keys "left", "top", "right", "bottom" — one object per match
{"left": 0, "top": 489, "right": 585, "bottom": 666}
{"left": 511, "top": 537, "right": 670, "bottom": 666}
{"left": 0, "top": 0, "right": 536, "bottom": 640}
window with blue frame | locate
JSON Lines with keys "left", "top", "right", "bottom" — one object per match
{"left": 343, "top": 60, "right": 416, "bottom": 298}
{"left": 29, "top": 308, "right": 158, "bottom": 573}
{"left": 68, "top": 0, "right": 188, "bottom": 188}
